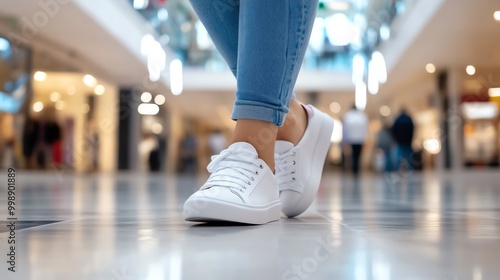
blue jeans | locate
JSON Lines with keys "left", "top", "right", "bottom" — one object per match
{"left": 383, "top": 148, "right": 394, "bottom": 173}
{"left": 189, "top": 0, "right": 318, "bottom": 126}
{"left": 395, "top": 144, "right": 413, "bottom": 171}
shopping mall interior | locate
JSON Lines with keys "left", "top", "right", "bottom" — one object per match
{"left": 0, "top": 0, "right": 499, "bottom": 279}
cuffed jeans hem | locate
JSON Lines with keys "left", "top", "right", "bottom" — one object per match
{"left": 232, "top": 104, "right": 286, "bottom": 127}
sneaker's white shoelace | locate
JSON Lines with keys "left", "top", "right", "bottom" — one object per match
{"left": 203, "top": 148, "right": 263, "bottom": 193}
{"left": 275, "top": 149, "right": 299, "bottom": 188}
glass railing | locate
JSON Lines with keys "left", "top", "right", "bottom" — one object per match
{"left": 129, "top": 0, "right": 410, "bottom": 71}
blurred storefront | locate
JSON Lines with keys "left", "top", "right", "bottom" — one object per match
{"left": 0, "top": 34, "right": 119, "bottom": 173}
{"left": 29, "top": 72, "right": 118, "bottom": 172}
{"left": 462, "top": 91, "right": 499, "bottom": 167}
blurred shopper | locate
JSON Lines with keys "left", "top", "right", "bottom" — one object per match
{"left": 179, "top": 132, "right": 198, "bottom": 174}
{"left": 147, "top": 135, "right": 162, "bottom": 172}
{"left": 376, "top": 122, "right": 395, "bottom": 172}
{"left": 183, "top": 0, "right": 334, "bottom": 224}
{"left": 139, "top": 133, "right": 159, "bottom": 172}
{"left": 391, "top": 109, "right": 415, "bottom": 171}
{"left": 148, "top": 142, "right": 162, "bottom": 172}
{"left": 342, "top": 105, "right": 368, "bottom": 177}
{"left": 22, "top": 118, "right": 39, "bottom": 169}
{"left": 23, "top": 116, "right": 61, "bottom": 169}
{"left": 45, "top": 119, "right": 62, "bottom": 166}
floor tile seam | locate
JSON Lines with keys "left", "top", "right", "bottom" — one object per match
{"left": 313, "top": 210, "right": 362, "bottom": 234}
{"left": 448, "top": 211, "right": 500, "bottom": 221}
{"left": 1, "top": 217, "right": 94, "bottom": 234}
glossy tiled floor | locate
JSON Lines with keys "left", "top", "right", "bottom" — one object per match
{"left": 1, "top": 170, "right": 500, "bottom": 280}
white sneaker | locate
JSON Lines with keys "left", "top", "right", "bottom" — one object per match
{"left": 275, "top": 105, "right": 334, "bottom": 218}
{"left": 183, "top": 142, "right": 281, "bottom": 224}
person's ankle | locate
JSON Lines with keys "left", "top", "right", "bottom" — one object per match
{"left": 230, "top": 138, "right": 276, "bottom": 171}
{"left": 230, "top": 119, "right": 278, "bottom": 170}
{"left": 277, "top": 101, "right": 308, "bottom": 145}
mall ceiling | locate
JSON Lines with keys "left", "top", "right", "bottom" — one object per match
{"left": 0, "top": 0, "right": 152, "bottom": 86}
{"left": 383, "top": 0, "right": 500, "bottom": 93}
{"left": 0, "top": 0, "right": 499, "bottom": 126}
{"left": 368, "top": 0, "right": 500, "bottom": 115}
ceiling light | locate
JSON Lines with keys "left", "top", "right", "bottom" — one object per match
{"left": 50, "top": 91, "right": 61, "bottom": 102}
{"left": 379, "top": 105, "right": 391, "bottom": 117}
{"left": 33, "top": 101, "right": 44, "bottom": 112}
{"left": 147, "top": 41, "right": 166, "bottom": 82}
{"left": 83, "top": 74, "right": 97, "bottom": 87}
{"left": 372, "top": 51, "right": 387, "bottom": 83}
{"left": 330, "top": 102, "right": 341, "bottom": 113}
{"left": 138, "top": 103, "right": 160, "bottom": 115}
{"left": 380, "top": 24, "right": 391, "bottom": 41}
{"left": 55, "top": 100, "right": 65, "bottom": 110}
{"left": 157, "top": 8, "right": 168, "bottom": 21}
{"left": 494, "top": 11, "right": 500, "bottom": 21}
{"left": 133, "top": 0, "right": 148, "bottom": 10}
{"left": 426, "top": 63, "right": 436, "bottom": 74}
{"left": 325, "top": 13, "right": 359, "bottom": 47}
{"left": 424, "top": 139, "right": 441, "bottom": 155}
{"left": 355, "top": 81, "right": 367, "bottom": 111}
{"left": 154, "top": 94, "right": 166, "bottom": 105}
{"left": 489, "top": 88, "right": 500, "bottom": 97}
{"left": 141, "top": 34, "right": 155, "bottom": 56}
{"left": 466, "top": 65, "right": 476, "bottom": 76}
{"left": 0, "top": 37, "right": 10, "bottom": 51}
{"left": 170, "top": 59, "right": 183, "bottom": 96}
{"left": 368, "top": 60, "right": 379, "bottom": 95}
{"left": 34, "top": 71, "right": 47, "bottom": 82}
{"left": 352, "top": 53, "right": 365, "bottom": 83}
{"left": 141, "top": 92, "right": 152, "bottom": 103}
{"left": 94, "top": 85, "right": 105, "bottom": 95}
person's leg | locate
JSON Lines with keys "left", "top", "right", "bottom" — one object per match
{"left": 230, "top": 0, "right": 318, "bottom": 170}
{"left": 276, "top": 99, "right": 308, "bottom": 145}
{"left": 189, "top": 0, "right": 308, "bottom": 158}
{"left": 351, "top": 144, "right": 362, "bottom": 176}
{"left": 350, "top": 144, "right": 356, "bottom": 175}
{"left": 184, "top": 0, "right": 320, "bottom": 224}
{"left": 384, "top": 148, "right": 393, "bottom": 172}
{"left": 403, "top": 144, "right": 413, "bottom": 170}
{"left": 395, "top": 144, "right": 403, "bottom": 170}
{"left": 188, "top": 0, "right": 240, "bottom": 75}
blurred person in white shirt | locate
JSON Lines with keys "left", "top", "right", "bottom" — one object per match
{"left": 342, "top": 105, "right": 369, "bottom": 177}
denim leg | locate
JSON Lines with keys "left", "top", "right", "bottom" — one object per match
{"left": 189, "top": 0, "right": 239, "bottom": 75}
{"left": 403, "top": 145, "right": 414, "bottom": 170}
{"left": 384, "top": 149, "right": 393, "bottom": 172}
{"left": 233, "top": 0, "right": 318, "bottom": 126}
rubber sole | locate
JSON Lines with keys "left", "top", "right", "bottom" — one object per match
{"left": 184, "top": 198, "right": 281, "bottom": 225}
